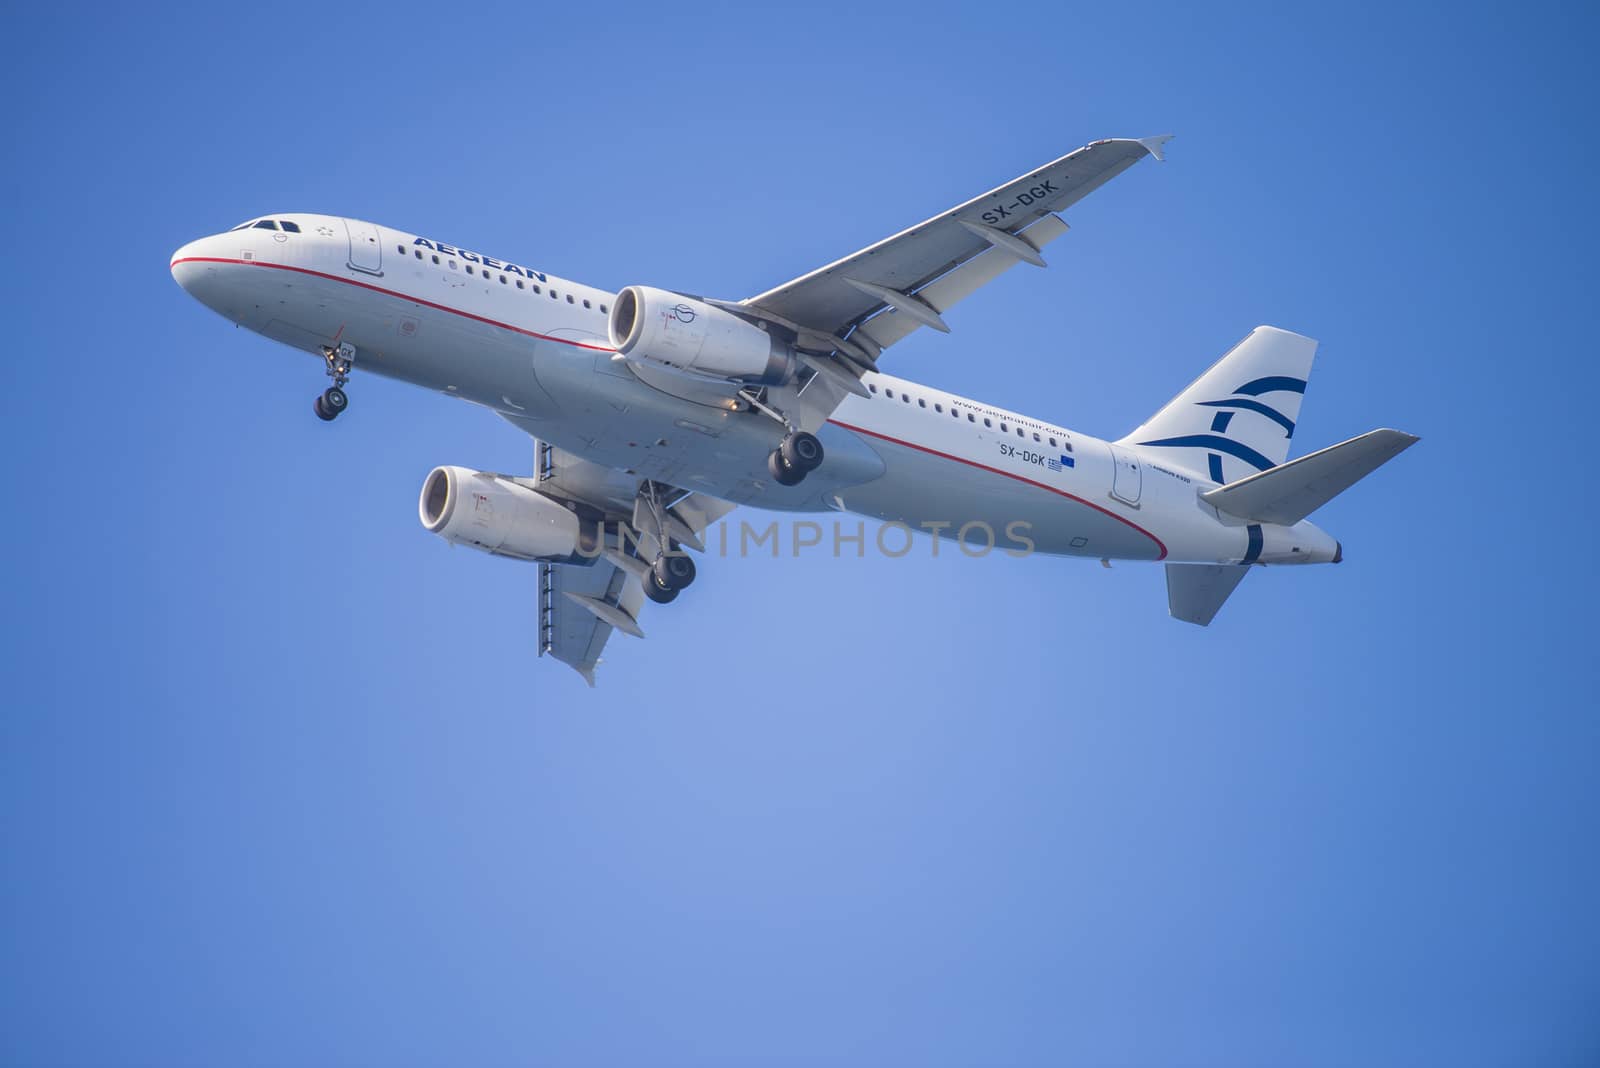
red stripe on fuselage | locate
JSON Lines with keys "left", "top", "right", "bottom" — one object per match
{"left": 826, "top": 419, "right": 1168, "bottom": 559}
{"left": 168, "top": 256, "right": 616, "bottom": 352}
{"left": 173, "top": 256, "right": 1167, "bottom": 557}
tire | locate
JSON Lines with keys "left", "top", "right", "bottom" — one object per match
{"left": 644, "top": 574, "right": 679, "bottom": 604}
{"left": 314, "top": 395, "right": 337, "bottom": 421}
{"left": 767, "top": 449, "right": 804, "bottom": 486}
{"left": 781, "top": 431, "right": 824, "bottom": 472}
{"left": 653, "top": 553, "right": 696, "bottom": 591}
{"left": 322, "top": 386, "right": 348, "bottom": 414}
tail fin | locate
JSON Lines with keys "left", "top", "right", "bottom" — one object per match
{"left": 1121, "top": 326, "right": 1317, "bottom": 483}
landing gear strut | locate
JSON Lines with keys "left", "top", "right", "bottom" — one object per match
{"left": 314, "top": 342, "right": 355, "bottom": 421}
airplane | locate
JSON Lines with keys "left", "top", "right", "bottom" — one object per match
{"left": 171, "top": 135, "right": 1418, "bottom": 684}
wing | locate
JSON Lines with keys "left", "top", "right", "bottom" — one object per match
{"left": 525, "top": 438, "right": 736, "bottom": 685}
{"left": 538, "top": 556, "right": 645, "bottom": 687}
{"left": 739, "top": 136, "right": 1171, "bottom": 365}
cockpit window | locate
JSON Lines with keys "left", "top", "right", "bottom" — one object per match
{"left": 253, "top": 220, "right": 279, "bottom": 231}
{"left": 230, "top": 220, "right": 258, "bottom": 231}
{"left": 279, "top": 220, "right": 301, "bottom": 233}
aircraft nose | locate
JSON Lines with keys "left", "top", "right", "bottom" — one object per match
{"left": 170, "top": 238, "right": 204, "bottom": 291}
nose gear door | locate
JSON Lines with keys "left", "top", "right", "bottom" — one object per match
{"left": 344, "top": 218, "right": 383, "bottom": 275}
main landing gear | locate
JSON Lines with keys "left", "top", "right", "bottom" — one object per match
{"left": 314, "top": 342, "right": 356, "bottom": 421}
{"left": 738, "top": 387, "right": 826, "bottom": 486}
{"left": 645, "top": 552, "right": 696, "bottom": 605}
{"left": 636, "top": 480, "right": 699, "bottom": 605}
{"left": 767, "top": 430, "right": 824, "bottom": 486}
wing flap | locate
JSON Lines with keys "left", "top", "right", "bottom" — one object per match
{"left": 539, "top": 559, "right": 637, "bottom": 685}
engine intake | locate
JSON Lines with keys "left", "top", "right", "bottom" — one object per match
{"left": 419, "top": 466, "right": 581, "bottom": 561}
{"left": 609, "top": 286, "right": 792, "bottom": 383}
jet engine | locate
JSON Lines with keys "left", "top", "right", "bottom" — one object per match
{"left": 418, "top": 466, "right": 581, "bottom": 561}
{"left": 608, "top": 286, "right": 794, "bottom": 383}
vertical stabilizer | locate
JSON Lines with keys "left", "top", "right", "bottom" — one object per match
{"left": 1122, "top": 326, "right": 1317, "bottom": 484}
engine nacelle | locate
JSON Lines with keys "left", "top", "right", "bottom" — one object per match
{"left": 419, "top": 466, "right": 581, "bottom": 561}
{"left": 608, "top": 286, "right": 793, "bottom": 383}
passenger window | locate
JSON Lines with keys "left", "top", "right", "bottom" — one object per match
{"left": 1000, "top": 422, "right": 1008, "bottom": 432}
{"left": 533, "top": 285, "right": 542, "bottom": 294}
{"left": 1049, "top": 437, "right": 1057, "bottom": 447}
{"left": 583, "top": 299, "right": 591, "bottom": 309}
{"left": 253, "top": 220, "right": 278, "bottom": 230}
{"left": 869, "top": 384, "right": 878, "bottom": 393}
{"left": 516, "top": 280, "right": 525, "bottom": 289}
{"left": 414, "top": 249, "right": 422, "bottom": 259}
{"left": 600, "top": 304, "right": 608, "bottom": 314}
{"left": 1017, "top": 428, "right": 1025, "bottom": 438}
{"left": 1033, "top": 432, "right": 1040, "bottom": 442}
{"left": 280, "top": 221, "right": 301, "bottom": 233}
{"left": 499, "top": 275, "right": 508, "bottom": 284}
{"left": 1064, "top": 441, "right": 1074, "bottom": 453}
{"left": 918, "top": 398, "right": 926, "bottom": 408}
{"left": 431, "top": 255, "right": 440, "bottom": 265}
{"left": 968, "top": 413, "right": 976, "bottom": 422}
{"left": 902, "top": 393, "right": 910, "bottom": 403}
{"left": 886, "top": 389, "right": 894, "bottom": 399}
{"left": 566, "top": 294, "right": 574, "bottom": 304}
{"left": 397, "top": 244, "right": 405, "bottom": 254}
{"left": 934, "top": 403, "right": 942, "bottom": 413}
{"left": 466, "top": 265, "right": 474, "bottom": 275}
{"left": 983, "top": 418, "right": 992, "bottom": 428}
{"left": 449, "top": 260, "right": 457, "bottom": 269}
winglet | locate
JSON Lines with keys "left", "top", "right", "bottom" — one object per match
{"left": 1137, "top": 134, "right": 1174, "bottom": 162}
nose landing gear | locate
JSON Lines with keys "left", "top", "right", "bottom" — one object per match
{"left": 314, "top": 386, "right": 348, "bottom": 421}
{"left": 314, "top": 342, "right": 356, "bottom": 421}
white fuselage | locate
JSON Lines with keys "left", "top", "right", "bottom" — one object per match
{"left": 171, "top": 213, "right": 1339, "bottom": 566}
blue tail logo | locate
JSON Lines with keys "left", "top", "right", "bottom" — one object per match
{"left": 1137, "top": 375, "right": 1306, "bottom": 482}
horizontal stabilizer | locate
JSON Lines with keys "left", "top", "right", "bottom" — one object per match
{"left": 1201, "top": 428, "right": 1419, "bottom": 526}
{"left": 1166, "top": 564, "right": 1249, "bottom": 626}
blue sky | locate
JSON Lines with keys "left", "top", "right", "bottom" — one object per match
{"left": 3, "top": 3, "right": 1596, "bottom": 1065}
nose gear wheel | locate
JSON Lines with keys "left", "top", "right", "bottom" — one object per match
{"left": 314, "top": 342, "right": 356, "bottom": 421}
